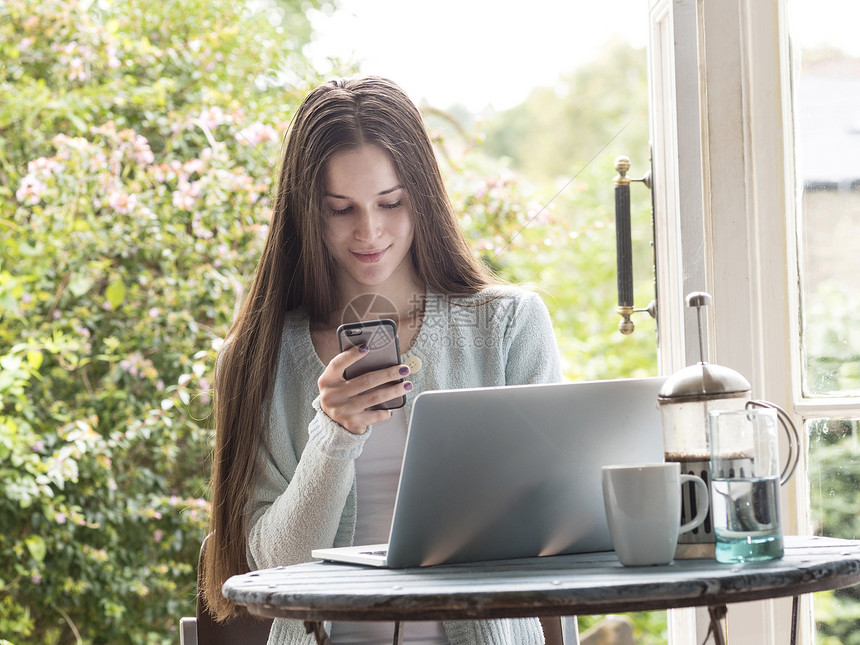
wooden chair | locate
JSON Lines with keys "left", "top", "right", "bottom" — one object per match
{"left": 179, "top": 535, "right": 273, "bottom": 645}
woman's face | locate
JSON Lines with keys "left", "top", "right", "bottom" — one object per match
{"left": 322, "top": 144, "right": 416, "bottom": 297}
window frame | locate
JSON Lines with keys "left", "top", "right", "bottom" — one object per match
{"left": 647, "top": 0, "right": 858, "bottom": 642}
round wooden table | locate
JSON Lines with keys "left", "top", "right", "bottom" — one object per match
{"left": 223, "top": 536, "right": 860, "bottom": 644}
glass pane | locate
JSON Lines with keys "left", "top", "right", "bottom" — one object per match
{"left": 790, "top": 2, "right": 860, "bottom": 396}
{"left": 808, "top": 419, "right": 860, "bottom": 643}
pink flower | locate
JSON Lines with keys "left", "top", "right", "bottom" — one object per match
{"left": 54, "top": 41, "right": 91, "bottom": 82}
{"left": 28, "top": 156, "right": 62, "bottom": 176}
{"left": 198, "top": 106, "right": 228, "bottom": 131}
{"left": 106, "top": 44, "right": 121, "bottom": 69}
{"left": 199, "top": 377, "right": 212, "bottom": 405}
{"left": 236, "top": 122, "right": 278, "bottom": 147}
{"left": 16, "top": 174, "right": 47, "bottom": 204}
{"left": 183, "top": 159, "right": 205, "bottom": 175}
{"left": 108, "top": 189, "right": 136, "bottom": 214}
{"left": 132, "top": 135, "right": 154, "bottom": 165}
{"left": 153, "top": 529, "right": 164, "bottom": 543}
{"left": 68, "top": 57, "right": 87, "bottom": 82}
{"left": 57, "top": 513, "right": 67, "bottom": 525}
{"left": 173, "top": 178, "right": 201, "bottom": 211}
{"left": 173, "top": 191, "right": 195, "bottom": 211}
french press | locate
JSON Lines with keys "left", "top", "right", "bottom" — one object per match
{"left": 657, "top": 292, "right": 799, "bottom": 559}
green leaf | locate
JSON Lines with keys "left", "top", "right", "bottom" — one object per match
{"left": 25, "top": 535, "right": 46, "bottom": 563}
{"left": 0, "top": 355, "right": 22, "bottom": 372}
{"left": 27, "top": 350, "right": 43, "bottom": 371}
{"left": 69, "top": 275, "right": 94, "bottom": 297}
{"left": 105, "top": 278, "right": 126, "bottom": 307}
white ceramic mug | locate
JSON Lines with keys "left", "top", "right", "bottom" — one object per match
{"left": 602, "top": 462, "right": 709, "bottom": 566}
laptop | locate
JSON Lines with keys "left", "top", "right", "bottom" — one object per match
{"left": 312, "top": 376, "right": 666, "bottom": 568}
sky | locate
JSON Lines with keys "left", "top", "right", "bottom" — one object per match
{"left": 305, "top": 0, "right": 648, "bottom": 112}
{"left": 305, "top": 0, "right": 860, "bottom": 113}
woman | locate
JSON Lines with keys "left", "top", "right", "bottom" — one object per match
{"left": 203, "top": 76, "right": 562, "bottom": 644}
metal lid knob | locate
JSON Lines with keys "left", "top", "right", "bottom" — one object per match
{"left": 685, "top": 291, "right": 712, "bottom": 309}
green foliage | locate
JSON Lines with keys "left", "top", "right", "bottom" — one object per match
{"left": 814, "top": 588, "right": 860, "bottom": 645}
{"left": 2, "top": 2, "right": 662, "bottom": 643}
{"left": 803, "top": 286, "right": 860, "bottom": 395}
{"left": 0, "top": 0, "right": 329, "bottom": 642}
{"left": 809, "top": 422, "right": 860, "bottom": 641}
{"left": 443, "top": 157, "right": 657, "bottom": 381}
{"left": 465, "top": 40, "right": 656, "bottom": 380}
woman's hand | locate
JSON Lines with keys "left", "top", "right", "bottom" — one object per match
{"left": 317, "top": 344, "right": 412, "bottom": 434}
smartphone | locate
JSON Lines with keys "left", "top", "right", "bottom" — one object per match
{"left": 336, "top": 318, "right": 406, "bottom": 410}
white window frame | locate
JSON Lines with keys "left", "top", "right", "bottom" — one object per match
{"left": 646, "top": 0, "right": 858, "bottom": 642}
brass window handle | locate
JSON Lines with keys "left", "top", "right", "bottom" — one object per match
{"left": 613, "top": 155, "right": 656, "bottom": 334}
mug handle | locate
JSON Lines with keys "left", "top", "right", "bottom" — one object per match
{"left": 747, "top": 400, "right": 800, "bottom": 484}
{"left": 678, "top": 474, "right": 709, "bottom": 534}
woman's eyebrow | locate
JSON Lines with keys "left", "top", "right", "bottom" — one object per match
{"left": 324, "top": 185, "right": 404, "bottom": 200}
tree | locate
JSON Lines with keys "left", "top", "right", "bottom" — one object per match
{"left": 1, "top": 2, "right": 662, "bottom": 643}
{"left": 0, "top": 0, "right": 329, "bottom": 642}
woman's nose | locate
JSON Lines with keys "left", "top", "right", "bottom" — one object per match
{"left": 353, "top": 209, "right": 380, "bottom": 240}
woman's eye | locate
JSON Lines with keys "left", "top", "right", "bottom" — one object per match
{"left": 329, "top": 206, "right": 352, "bottom": 215}
{"left": 380, "top": 201, "right": 402, "bottom": 210}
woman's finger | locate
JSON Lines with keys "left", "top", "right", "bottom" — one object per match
{"left": 355, "top": 379, "right": 413, "bottom": 411}
{"left": 342, "top": 363, "right": 410, "bottom": 395}
{"left": 322, "top": 343, "right": 370, "bottom": 382}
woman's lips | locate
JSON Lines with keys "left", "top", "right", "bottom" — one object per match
{"left": 352, "top": 248, "right": 387, "bottom": 263}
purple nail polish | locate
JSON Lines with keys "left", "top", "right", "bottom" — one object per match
{"left": 358, "top": 344, "right": 369, "bottom": 353}
{"left": 399, "top": 366, "right": 410, "bottom": 376}
{"left": 404, "top": 382, "right": 413, "bottom": 391}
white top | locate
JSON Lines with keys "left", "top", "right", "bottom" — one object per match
{"left": 330, "top": 409, "right": 448, "bottom": 643}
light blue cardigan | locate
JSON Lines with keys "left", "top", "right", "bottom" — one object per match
{"left": 245, "top": 286, "right": 563, "bottom": 644}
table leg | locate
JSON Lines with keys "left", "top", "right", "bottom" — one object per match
{"left": 304, "top": 621, "right": 333, "bottom": 645}
{"left": 707, "top": 605, "right": 727, "bottom": 645}
{"left": 392, "top": 620, "right": 403, "bottom": 645}
{"left": 791, "top": 596, "right": 799, "bottom": 645}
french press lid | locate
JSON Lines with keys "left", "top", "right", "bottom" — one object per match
{"left": 657, "top": 292, "right": 751, "bottom": 403}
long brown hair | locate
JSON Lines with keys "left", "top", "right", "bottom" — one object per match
{"left": 203, "top": 77, "right": 493, "bottom": 620}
